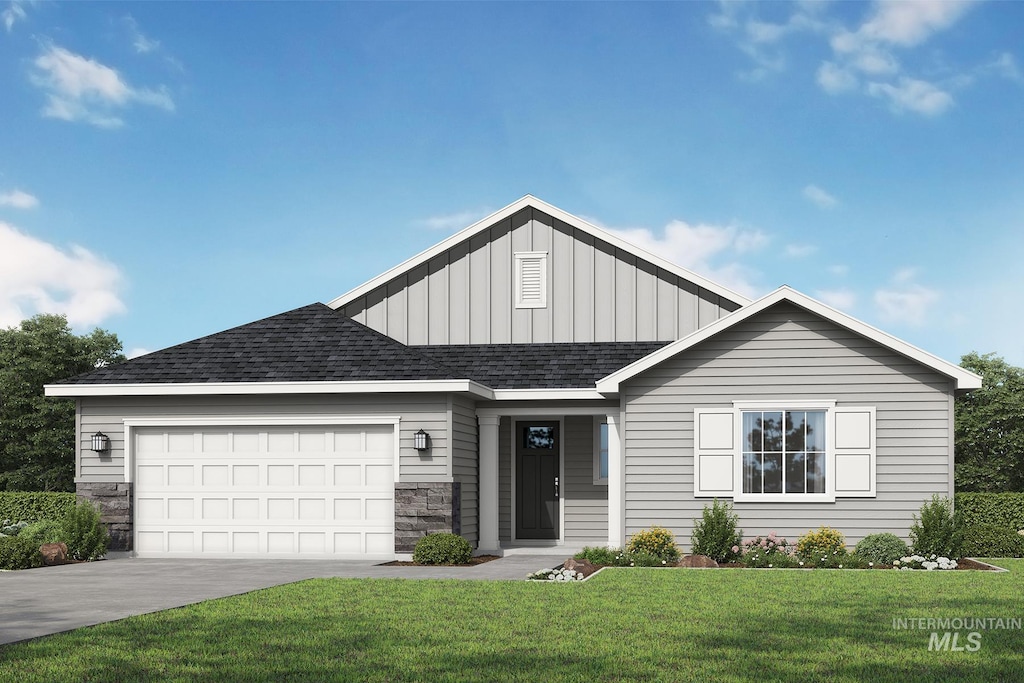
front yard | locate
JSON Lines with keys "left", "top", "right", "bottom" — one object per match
{"left": 2, "top": 560, "right": 1023, "bottom": 682}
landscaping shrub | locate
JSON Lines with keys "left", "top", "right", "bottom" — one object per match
{"left": 691, "top": 499, "right": 743, "bottom": 563}
{"left": 574, "top": 546, "right": 619, "bottom": 565}
{"left": 910, "top": 495, "right": 963, "bottom": 559}
{"left": 740, "top": 532, "right": 797, "bottom": 568}
{"left": 19, "top": 519, "right": 65, "bottom": 547}
{"left": 960, "top": 524, "right": 1024, "bottom": 558}
{"left": 0, "top": 493, "right": 77, "bottom": 524}
{"left": 955, "top": 493, "right": 1024, "bottom": 532}
{"left": 627, "top": 549, "right": 670, "bottom": 567}
{"left": 627, "top": 526, "right": 680, "bottom": 563}
{"left": 411, "top": 533, "right": 472, "bottom": 565}
{"left": 61, "top": 500, "right": 109, "bottom": 561}
{"left": 0, "top": 535, "right": 43, "bottom": 570}
{"left": 796, "top": 526, "right": 847, "bottom": 561}
{"left": 854, "top": 533, "right": 909, "bottom": 566}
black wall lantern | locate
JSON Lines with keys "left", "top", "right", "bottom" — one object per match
{"left": 91, "top": 431, "right": 110, "bottom": 453}
{"left": 413, "top": 429, "right": 431, "bottom": 451}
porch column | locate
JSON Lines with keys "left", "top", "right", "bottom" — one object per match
{"left": 478, "top": 415, "right": 501, "bottom": 553}
{"left": 607, "top": 412, "right": 624, "bottom": 548}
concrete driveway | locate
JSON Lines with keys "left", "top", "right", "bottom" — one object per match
{"left": 0, "top": 554, "right": 559, "bottom": 646}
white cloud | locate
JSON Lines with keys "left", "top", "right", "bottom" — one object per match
{"left": 856, "top": 0, "right": 974, "bottom": 47}
{"left": 867, "top": 77, "right": 954, "bottom": 116}
{"left": 0, "top": 190, "right": 39, "bottom": 209}
{"left": 122, "top": 16, "right": 161, "bottom": 54}
{"left": 816, "top": 288, "right": 857, "bottom": 311}
{"left": 983, "top": 52, "right": 1023, "bottom": 83}
{"left": 873, "top": 269, "right": 940, "bottom": 326}
{"left": 127, "top": 347, "right": 152, "bottom": 359}
{"left": 802, "top": 184, "right": 839, "bottom": 209}
{"left": 817, "top": 61, "right": 858, "bottom": 93}
{"left": 415, "top": 208, "right": 492, "bottom": 232}
{"left": 603, "top": 220, "right": 768, "bottom": 297}
{"left": 2, "top": 1, "right": 26, "bottom": 32}
{"left": 828, "top": 264, "right": 850, "bottom": 277}
{"left": 785, "top": 243, "right": 817, "bottom": 258}
{"left": 30, "top": 45, "right": 174, "bottom": 128}
{"left": 0, "top": 221, "right": 125, "bottom": 328}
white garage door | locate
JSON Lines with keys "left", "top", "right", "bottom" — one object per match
{"left": 133, "top": 424, "right": 395, "bottom": 558}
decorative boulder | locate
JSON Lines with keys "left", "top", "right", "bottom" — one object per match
{"left": 40, "top": 542, "right": 68, "bottom": 566}
{"left": 562, "top": 558, "right": 600, "bottom": 578}
{"left": 678, "top": 554, "right": 719, "bottom": 568}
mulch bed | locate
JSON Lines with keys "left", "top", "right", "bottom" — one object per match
{"left": 378, "top": 555, "right": 501, "bottom": 567}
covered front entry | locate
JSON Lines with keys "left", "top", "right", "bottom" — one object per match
{"left": 477, "top": 408, "right": 622, "bottom": 554}
{"left": 515, "top": 421, "right": 560, "bottom": 539}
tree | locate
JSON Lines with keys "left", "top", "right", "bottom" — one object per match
{"left": 0, "top": 315, "right": 125, "bottom": 491}
{"left": 955, "top": 352, "right": 1024, "bottom": 492}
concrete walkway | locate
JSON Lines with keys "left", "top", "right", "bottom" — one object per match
{"left": 0, "top": 554, "right": 564, "bottom": 646}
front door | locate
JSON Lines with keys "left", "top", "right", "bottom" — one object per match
{"left": 515, "top": 421, "right": 560, "bottom": 540}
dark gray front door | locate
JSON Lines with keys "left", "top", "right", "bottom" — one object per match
{"left": 516, "top": 421, "right": 559, "bottom": 540}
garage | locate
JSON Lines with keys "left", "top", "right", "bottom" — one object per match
{"left": 132, "top": 423, "right": 396, "bottom": 558}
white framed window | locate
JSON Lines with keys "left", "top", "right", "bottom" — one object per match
{"left": 514, "top": 251, "right": 547, "bottom": 309}
{"left": 693, "top": 401, "right": 875, "bottom": 502}
{"left": 593, "top": 418, "right": 608, "bottom": 485}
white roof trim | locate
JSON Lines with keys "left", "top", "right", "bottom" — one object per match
{"left": 326, "top": 195, "right": 751, "bottom": 310}
{"left": 491, "top": 388, "right": 608, "bottom": 401}
{"left": 45, "top": 379, "right": 495, "bottom": 399}
{"left": 596, "top": 285, "right": 982, "bottom": 393}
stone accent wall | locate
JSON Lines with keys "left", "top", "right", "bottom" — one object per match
{"left": 77, "top": 482, "right": 132, "bottom": 551}
{"left": 394, "top": 482, "right": 462, "bottom": 553}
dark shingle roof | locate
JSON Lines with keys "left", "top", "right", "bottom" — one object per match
{"left": 62, "top": 304, "right": 460, "bottom": 384}
{"left": 60, "top": 304, "right": 669, "bottom": 389}
{"left": 416, "top": 342, "right": 669, "bottom": 389}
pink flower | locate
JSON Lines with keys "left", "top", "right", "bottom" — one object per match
{"left": 731, "top": 545, "right": 739, "bottom": 553}
{"left": 768, "top": 531, "right": 777, "bottom": 540}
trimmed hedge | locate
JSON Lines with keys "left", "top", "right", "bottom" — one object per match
{"left": 0, "top": 493, "right": 78, "bottom": 524}
{"left": 961, "top": 524, "right": 1024, "bottom": 558}
{"left": 955, "top": 493, "right": 1024, "bottom": 532}
{"left": 412, "top": 533, "right": 473, "bottom": 565}
{"left": 0, "top": 535, "right": 44, "bottom": 570}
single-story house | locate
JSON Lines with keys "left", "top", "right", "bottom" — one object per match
{"left": 46, "top": 196, "right": 981, "bottom": 559}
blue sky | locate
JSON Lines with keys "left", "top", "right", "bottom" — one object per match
{"left": 1, "top": 1, "right": 1023, "bottom": 366}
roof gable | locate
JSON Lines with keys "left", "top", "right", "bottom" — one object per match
{"left": 596, "top": 286, "right": 982, "bottom": 393}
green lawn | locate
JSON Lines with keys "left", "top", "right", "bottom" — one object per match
{"left": 3, "top": 561, "right": 1024, "bottom": 682}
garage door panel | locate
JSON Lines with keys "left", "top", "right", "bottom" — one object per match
{"left": 134, "top": 424, "right": 396, "bottom": 558}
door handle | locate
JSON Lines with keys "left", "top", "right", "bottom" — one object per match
{"left": 554, "top": 476, "right": 559, "bottom": 499}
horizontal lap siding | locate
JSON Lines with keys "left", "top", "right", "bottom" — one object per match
{"left": 343, "top": 208, "right": 736, "bottom": 344}
{"left": 450, "top": 395, "right": 479, "bottom": 545}
{"left": 78, "top": 394, "right": 450, "bottom": 484}
{"left": 563, "top": 416, "right": 608, "bottom": 544}
{"left": 622, "top": 303, "right": 954, "bottom": 549}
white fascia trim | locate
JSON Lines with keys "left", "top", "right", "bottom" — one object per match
{"left": 123, "top": 416, "right": 402, "bottom": 427}
{"left": 596, "top": 286, "right": 982, "bottom": 393}
{"left": 45, "top": 379, "right": 495, "bottom": 399}
{"left": 491, "top": 388, "right": 607, "bottom": 401}
{"left": 326, "top": 195, "right": 751, "bottom": 311}
{"left": 733, "top": 400, "right": 836, "bottom": 410}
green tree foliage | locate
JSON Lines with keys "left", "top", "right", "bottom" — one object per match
{"left": 955, "top": 352, "right": 1024, "bottom": 493}
{"left": 0, "top": 315, "right": 124, "bottom": 492}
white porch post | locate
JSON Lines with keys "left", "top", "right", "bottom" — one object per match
{"left": 607, "top": 412, "right": 624, "bottom": 548}
{"left": 478, "top": 415, "right": 501, "bottom": 553}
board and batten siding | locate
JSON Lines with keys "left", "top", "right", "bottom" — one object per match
{"left": 342, "top": 207, "right": 739, "bottom": 345}
{"left": 77, "top": 394, "right": 452, "bottom": 484}
{"left": 621, "top": 302, "right": 955, "bottom": 549}
{"left": 450, "top": 395, "right": 479, "bottom": 545}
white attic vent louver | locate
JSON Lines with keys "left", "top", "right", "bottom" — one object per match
{"left": 515, "top": 251, "right": 547, "bottom": 309}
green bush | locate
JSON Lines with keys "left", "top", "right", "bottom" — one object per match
{"left": 796, "top": 526, "right": 847, "bottom": 561}
{"left": 20, "top": 519, "right": 65, "bottom": 547}
{"left": 574, "top": 546, "right": 619, "bottom": 565}
{"left": 854, "top": 533, "right": 910, "bottom": 566}
{"left": 627, "top": 526, "right": 680, "bottom": 563}
{"left": 61, "top": 500, "right": 109, "bottom": 561}
{"left": 741, "top": 533, "right": 796, "bottom": 568}
{"left": 955, "top": 493, "right": 1024, "bottom": 532}
{"left": 0, "top": 535, "right": 43, "bottom": 570}
{"left": 691, "top": 499, "right": 743, "bottom": 563}
{"left": 910, "top": 495, "right": 963, "bottom": 559}
{"left": 0, "top": 493, "right": 77, "bottom": 524}
{"left": 961, "top": 524, "right": 1024, "bottom": 558}
{"left": 412, "top": 533, "right": 472, "bottom": 565}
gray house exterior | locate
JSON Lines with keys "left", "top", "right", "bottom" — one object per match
{"left": 46, "top": 196, "right": 981, "bottom": 559}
